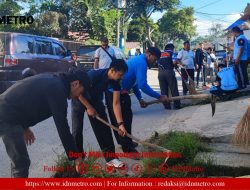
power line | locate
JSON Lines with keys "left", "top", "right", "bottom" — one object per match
{"left": 195, "top": 12, "right": 232, "bottom": 23}
{"left": 195, "top": 0, "right": 224, "bottom": 11}
{"left": 195, "top": 11, "right": 240, "bottom": 16}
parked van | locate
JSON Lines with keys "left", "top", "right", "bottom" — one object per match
{"left": 0, "top": 32, "right": 73, "bottom": 93}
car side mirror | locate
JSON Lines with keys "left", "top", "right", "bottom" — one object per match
{"left": 66, "top": 50, "right": 72, "bottom": 57}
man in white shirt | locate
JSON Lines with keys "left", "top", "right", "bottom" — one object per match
{"left": 177, "top": 41, "right": 195, "bottom": 95}
{"left": 94, "top": 37, "right": 116, "bottom": 69}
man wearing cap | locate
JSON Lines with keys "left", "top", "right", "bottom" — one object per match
{"left": 231, "top": 26, "right": 249, "bottom": 89}
{"left": 0, "top": 70, "right": 90, "bottom": 177}
{"left": 158, "top": 43, "right": 180, "bottom": 110}
{"left": 94, "top": 37, "right": 116, "bottom": 69}
{"left": 105, "top": 47, "right": 169, "bottom": 155}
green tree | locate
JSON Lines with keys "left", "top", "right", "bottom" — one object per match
{"left": 125, "top": 0, "right": 180, "bottom": 46}
{"left": 0, "top": 0, "right": 22, "bottom": 32}
{"left": 33, "top": 11, "right": 67, "bottom": 37}
{"left": 84, "top": 0, "right": 122, "bottom": 43}
{"left": 209, "top": 23, "right": 227, "bottom": 40}
{"left": 127, "top": 18, "right": 145, "bottom": 42}
{"left": 158, "top": 7, "right": 196, "bottom": 42}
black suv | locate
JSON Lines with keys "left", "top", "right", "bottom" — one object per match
{"left": 76, "top": 45, "right": 126, "bottom": 70}
{"left": 76, "top": 45, "right": 99, "bottom": 70}
{"left": 0, "top": 32, "right": 73, "bottom": 93}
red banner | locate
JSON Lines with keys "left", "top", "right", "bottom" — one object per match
{"left": 0, "top": 178, "right": 249, "bottom": 190}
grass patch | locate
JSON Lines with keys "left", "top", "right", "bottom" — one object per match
{"left": 52, "top": 131, "right": 250, "bottom": 177}
{"left": 141, "top": 131, "right": 212, "bottom": 177}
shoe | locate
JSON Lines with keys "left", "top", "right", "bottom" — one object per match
{"left": 164, "top": 104, "right": 171, "bottom": 110}
{"left": 238, "top": 86, "right": 246, "bottom": 90}
{"left": 183, "top": 92, "right": 187, "bottom": 96}
{"left": 173, "top": 105, "right": 181, "bottom": 110}
{"left": 106, "top": 159, "right": 125, "bottom": 168}
{"left": 164, "top": 106, "right": 171, "bottom": 110}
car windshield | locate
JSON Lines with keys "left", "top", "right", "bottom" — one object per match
{"left": 77, "top": 46, "right": 99, "bottom": 55}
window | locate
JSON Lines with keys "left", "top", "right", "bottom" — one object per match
{"left": 52, "top": 42, "right": 66, "bottom": 56}
{"left": 0, "top": 33, "right": 5, "bottom": 54}
{"left": 14, "top": 35, "right": 34, "bottom": 54}
{"left": 35, "top": 40, "right": 53, "bottom": 55}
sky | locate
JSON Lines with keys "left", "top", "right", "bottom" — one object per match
{"left": 151, "top": 0, "right": 249, "bottom": 37}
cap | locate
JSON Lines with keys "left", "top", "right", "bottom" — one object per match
{"left": 72, "top": 70, "right": 91, "bottom": 92}
{"left": 183, "top": 40, "right": 190, "bottom": 45}
{"left": 231, "top": 26, "right": 242, "bottom": 33}
{"left": 148, "top": 47, "right": 161, "bottom": 60}
{"left": 165, "top": 43, "right": 175, "bottom": 50}
{"left": 101, "top": 37, "right": 109, "bottom": 43}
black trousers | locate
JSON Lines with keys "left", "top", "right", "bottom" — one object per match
{"left": 71, "top": 99, "right": 116, "bottom": 162}
{"left": 181, "top": 68, "right": 195, "bottom": 94}
{"left": 235, "top": 60, "right": 248, "bottom": 88}
{"left": 196, "top": 65, "right": 206, "bottom": 86}
{"left": 210, "top": 86, "right": 237, "bottom": 97}
{"left": 105, "top": 91, "right": 133, "bottom": 151}
{"left": 0, "top": 122, "right": 30, "bottom": 177}
{"left": 158, "top": 69, "right": 180, "bottom": 108}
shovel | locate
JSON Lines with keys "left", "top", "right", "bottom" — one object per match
{"left": 95, "top": 115, "right": 172, "bottom": 164}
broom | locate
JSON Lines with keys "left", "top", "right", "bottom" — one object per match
{"left": 180, "top": 66, "right": 196, "bottom": 88}
{"left": 175, "top": 67, "right": 198, "bottom": 95}
{"left": 232, "top": 103, "right": 250, "bottom": 146}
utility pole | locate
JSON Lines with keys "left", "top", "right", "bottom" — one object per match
{"left": 116, "top": 0, "right": 126, "bottom": 48}
{"left": 117, "top": 10, "right": 120, "bottom": 47}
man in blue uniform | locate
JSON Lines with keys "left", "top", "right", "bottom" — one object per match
{"left": 210, "top": 64, "right": 238, "bottom": 97}
{"left": 231, "top": 26, "right": 249, "bottom": 89}
{"left": 158, "top": 43, "right": 180, "bottom": 109}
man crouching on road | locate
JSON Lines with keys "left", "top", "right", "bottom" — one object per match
{"left": 0, "top": 70, "right": 90, "bottom": 177}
